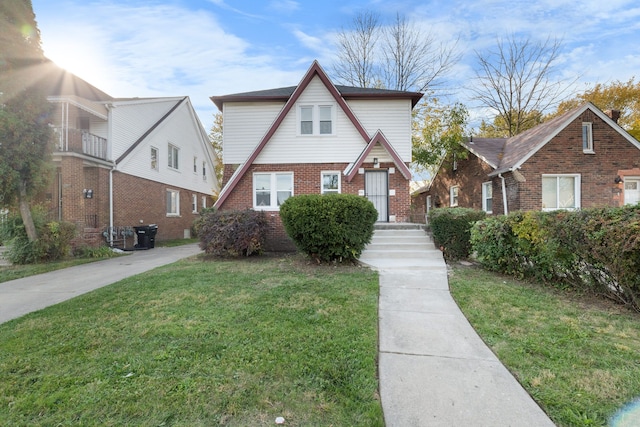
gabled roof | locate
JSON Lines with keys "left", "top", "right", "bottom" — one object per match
{"left": 463, "top": 137, "right": 507, "bottom": 170}
{"left": 210, "top": 84, "right": 423, "bottom": 110}
{"left": 344, "top": 130, "right": 412, "bottom": 181}
{"left": 213, "top": 60, "right": 422, "bottom": 208}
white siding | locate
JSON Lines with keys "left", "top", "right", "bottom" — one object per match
{"left": 347, "top": 99, "right": 412, "bottom": 160}
{"left": 222, "top": 77, "right": 414, "bottom": 165}
{"left": 116, "top": 100, "right": 217, "bottom": 195}
{"left": 223, "top": 102, "right": 284, "bottom": 164}
{"left": 110, "top": 98, "right": 182, "bottom": 160}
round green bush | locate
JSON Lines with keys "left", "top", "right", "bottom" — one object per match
{"left": 279, "top": 194, "right": 377, "bottom": 262}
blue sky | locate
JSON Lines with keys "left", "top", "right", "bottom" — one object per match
{"left": 32, "top": 0, "right": 640, "bottom": 131}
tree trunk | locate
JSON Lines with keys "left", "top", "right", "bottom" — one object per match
{"left": 18, "top": 180, "right": 38, "bottom": 242}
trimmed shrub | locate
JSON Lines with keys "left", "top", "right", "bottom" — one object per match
{"left": 428, "top": 207, "right": 486, "bottom": 261}
{"left": 0, "top": 207, "right": 76, "bottom": 264}
{"left": 279, "top": 194, "right": 377, "bottom": 262}
{"left": 197, "top": 209, "right": 267, "bottom": 257}
{"left": 471, "top": 206, "right": 640, "bottom": 311}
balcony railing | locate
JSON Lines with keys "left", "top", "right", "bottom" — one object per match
{"left": 53, "top": 127, "right": 108, "bottom": 160}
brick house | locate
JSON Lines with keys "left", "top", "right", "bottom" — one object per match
{"left": 418, "top": 102, "right": 640, "bottom": 216}
{"left": 30, "top": 61, "right": 219, "bottom": 247}
{"left": 211, "top": 61, "right": 423, "bottom": 250}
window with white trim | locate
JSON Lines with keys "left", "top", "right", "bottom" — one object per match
{"left": 193, "top": 156, "right": 198, "bottom": 173}
{"left": 582, "top": 122, "right": 594, "bottom": 153}
{"left": 201, "top": 196, "right": 207, "bottom": 209}
{"left": 321, "top": 171, "right": 340, "bottom": 194}
{"left": 253, "top": 172, "right": 293, "bottom": 209}
{"left": 450, "top": 186, "right": 459, "bottom": 207}
{"left": 168, "top": 144, "right": 179, "bottom": 170}
{"left": 151, "top": 147, "right": 158, "bottom": 171}
{"left": 298, "top": 104, "right": 334, "bottom": 136}
{"left": 192, "top": 194, "right": 197, "bottom": 213}
{"left": 166, "top": 189, "right": 180, "bottom": 216}
{"left": 482, "top": 181, "right": 493, "bottom": 213}
{"left": 542, "top": 174, "right": 580, "bottom": 210}
{"left": 202, "top": 161, "right": 207, "bottom": 181}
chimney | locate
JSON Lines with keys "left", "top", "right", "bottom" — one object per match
{"left": 605, "top": 109, "right": 621, "bottom": 124}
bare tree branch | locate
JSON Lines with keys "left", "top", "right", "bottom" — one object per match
{"left": 471, "top": 35, "right": 576, "bottom": 136}
{"left": 332, "top": 11, "right": 380, "bottom": 88}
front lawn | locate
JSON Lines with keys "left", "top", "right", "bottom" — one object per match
{"left": 449, "top": 265, "right": 640, "bottom": 427}
{"left": 0, "top": 255, "right": 383, "bottom": 426}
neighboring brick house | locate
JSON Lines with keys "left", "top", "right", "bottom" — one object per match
{"left": 211, "top": 61, "right": 423, "bottom": 250}
{"left": 30, "top": 61, "right": 219, "bottom": 247}
{"left": 418, "top": 102, "right": 640, "bottom": 216}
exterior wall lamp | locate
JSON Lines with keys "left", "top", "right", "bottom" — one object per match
{"left": 614, "top": 175, "right": 623, "bottom": 184}
{"left": 373, "top": 157, "right": 380, "bottom": 168}
{"left": 83, "top": 188, "right": 93, "bottom": 199}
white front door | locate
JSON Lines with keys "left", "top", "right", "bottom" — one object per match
{"left": 624, "top": 178, "right": 640, "bottom": 205}
{"left": 365, "top": 170, "right": 388, "bottom": 222}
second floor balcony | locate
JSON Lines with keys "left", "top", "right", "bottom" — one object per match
{"left": 53, "top": 127, "right": 108, "bottom": 160}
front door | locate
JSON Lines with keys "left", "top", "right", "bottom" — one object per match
{"left": 624, "top": 178, "right": 640, "bottom": 205}
{"left": 365, "top": 170, "right": 389, "bottom": 222}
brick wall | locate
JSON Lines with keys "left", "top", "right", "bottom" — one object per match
{"left": 424, "top": 153, "right": 495, "bottom": 211}
{"left": 516, "top": 112, "right": 640, "bottom": 210}
{"left": 219, "top": 162, "right": 411, "bottom": 251}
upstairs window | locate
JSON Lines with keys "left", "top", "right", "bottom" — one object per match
{"left": 582, "top": 122, "right": 594, "bottom": 153}
{"left": 151, "top": 147, "right": 158, "bottom": 171}
{"left": 299, "top": 104, "right": 334, "bottom": 136}
{"left": 321, "top": 172, "right": 340, "bottom": 194}
{"left": 193, "top": 156, "right": 198, "bottom": 173}
{"left": 202, "top": 161, "right": 207, "bottom": 180}
{"left": 168, "top": 144, "right": 179, "bottom": 170}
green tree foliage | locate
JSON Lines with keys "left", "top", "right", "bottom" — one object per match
{"left": 476, "top": 110, "right": 544, "bottom": 138}
{"left": 548, "top": 78, "right": 640, "bottom": 140}
{"left": 412, "top": 98, "right": 469, "bottom": 172}
{"left": 0, "top": 0, "right": 53, "bottom": 242}
{"left": 208, "top": 112, "right": 224, "bottom": 194}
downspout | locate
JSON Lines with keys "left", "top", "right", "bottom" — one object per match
{"left": 109, "top": 164, "right": 115, "bottom": 247}
{"left": 498, "top": 173, "right": 508, "bottom": 215}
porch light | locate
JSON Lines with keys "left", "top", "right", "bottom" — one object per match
{"left": 615, "top": 175, "right": 623, "bottom": 184}
{"left": 83, "top": 188, "right": 93, "bottom": 199}
{"left": 373, "top": 157, "right": 379, "bottom": 165}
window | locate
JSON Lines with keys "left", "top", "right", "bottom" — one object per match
{"left": 299, "top": 105, "right": 334, "bottom": 135}
{"left": 300, "top": 106, "right": 313, "bottom": 134}
{"left": 166, "top": 189, "right": 180, "bottom": 216}
{"left": 193, "top": 156, "right": 198, "bottom": 173}
{"left": 321, "top": 171, "right": 340, "bottom": 194}
{"left": 168, "top": 144, "right": 179, "bottom": 170}
{"left": 482, "top": 182, "right": 493, "bottom": 213}
{"left": 319, "top": 106, "right": 332, "bottom": 134}
{"left": 542, "top": 174, "right": 580, "bottom": 210}
{"left": 151, "top": 147, "right": 158, "bottom": 171}
{"left": 582, "top": 122, "right": 594, "bottom": 153}
{"left": 253, "top": 172, "right": 293, "bottom": 209}
{"left": 450, "top": 186, "right": 459, "bottom": 207}
{"left": 202, "top": 161, "right": 207, "bottom": 180}
{"left": 192, "top": 194, "right": 197, "bottom": 213}
{"left": 202, "top": 196, "right": 207, "bottom": 209}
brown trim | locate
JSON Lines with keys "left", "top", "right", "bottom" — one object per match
{"left": 345, "top": 130, "right": 412, "bottom": 182}
{"left": 215, "top": 61, "right": 374, "bottom": 208}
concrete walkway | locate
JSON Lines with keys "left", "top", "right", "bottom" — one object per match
{"left": 0, "top": 244, "right": 202, "bottom": 324}
{"left": 360, "top": 225, "right": 555, "bottom": 427}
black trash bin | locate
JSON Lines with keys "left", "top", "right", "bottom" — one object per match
{"left": 134, "top": 224, "right": 158, "bottom": 249}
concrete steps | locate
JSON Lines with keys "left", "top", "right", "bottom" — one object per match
{"left": 359, "top": 223, "right": 445, "bottom": 270}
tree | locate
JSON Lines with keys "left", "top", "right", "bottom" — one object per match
{"left": 549, "top": 78, "right": 640, "bottom": 139}
{"left": 332, "top": 10, "right": 460, "bottom": 93}
{"left": 0, "top": 0, "right": 52, "bottom": 241}
{"left": 208, "top": 112, "right": 224, "bottom": 192}
{"left": 471, "top": 35, "right": 573, "bottom": 137}
{"left": 332, "top": 10, "right": 380, "bottom": 88}
{"left": 412, "top": 98, "right": 469, "bottom": 176}
{"left": 476, "top": 110, "right": 544, "bottom": 138}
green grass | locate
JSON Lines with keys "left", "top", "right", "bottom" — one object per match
{"left": 449, "top": 265, "right": 640, "bottom": 427}
{"left": 0, "top": 254, "right": 383, "bottom": 426}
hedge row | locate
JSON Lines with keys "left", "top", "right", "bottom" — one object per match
{"left": 196, "top": 209, "right": 267, "bottom": 257}
{"left": 470, "top": 206, "right": 640, "bottom": 311}
{"left": 428, "top": 207, "right": 486, "bottom": 261}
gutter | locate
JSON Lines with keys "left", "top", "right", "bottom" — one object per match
{"left": 498, "top": 173, "right": 508, "bottom": 215}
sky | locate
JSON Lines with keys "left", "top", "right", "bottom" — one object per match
{"left": 32, "top": 0, "right": 640, "bottom": 131}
